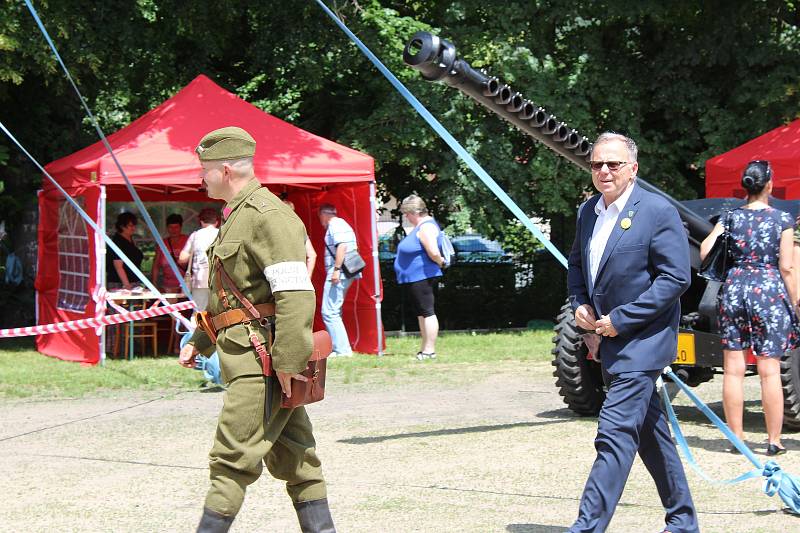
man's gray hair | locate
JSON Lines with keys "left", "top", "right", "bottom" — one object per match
{"left": 227, "top": 157, "right": 254, "bottom": 174}
{"left": 593, "top": 132, "right": 638, "bottom": 162}
{"left": 318, "top": 203, "right": 337, "bottom": 215}
{"left": 210, "top": 156, "right": 254, "bottom": 178}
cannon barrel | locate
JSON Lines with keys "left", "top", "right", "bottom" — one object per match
{"left": 402, "top": 31, "right": 713, "bottom": 249}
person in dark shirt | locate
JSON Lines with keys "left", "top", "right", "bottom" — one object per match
{"left": 107, "top": 212, "right": 143, "bottom": 290}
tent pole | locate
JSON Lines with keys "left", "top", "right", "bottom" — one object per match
{"left": 35, "top": 190, "right": 41, "bottom": 338}
{"left": 99, "top": 186, "right": 107, "bottom": 366}
{"left": 369, "top": 181, "right": 384, "bottom": 356}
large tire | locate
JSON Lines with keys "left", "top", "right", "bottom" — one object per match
{"left": 781, "top": 348, "right": 800, "bottom": 430}
{"left": 551, "top": 301, "right": 605, "bottom": 415}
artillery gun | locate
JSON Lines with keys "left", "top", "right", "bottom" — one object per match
{"left": 403, "top": 31, "right": 800, "bottom": 427}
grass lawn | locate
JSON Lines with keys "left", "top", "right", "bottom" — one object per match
{"left": 0, "top": 327, "right": 555, "bottom": 400}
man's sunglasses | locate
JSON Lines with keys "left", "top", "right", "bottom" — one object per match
{"left": 589, "top": 161, "right": 630, "bottom": 172}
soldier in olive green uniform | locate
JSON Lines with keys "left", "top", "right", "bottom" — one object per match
{"left": 179, "top": 127, "right": 335, "bottom": 533}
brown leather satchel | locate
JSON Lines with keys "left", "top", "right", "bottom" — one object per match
{"left": 280, "top": 330, "right": 332, "bottom": 409}
{"left": 207, "top": 258, "right": 330, "bottom": 407}
{"left": 195, "top": 310, "right": 218, "bottom": 344}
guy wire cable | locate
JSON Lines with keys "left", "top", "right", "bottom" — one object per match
{"left": 313, "top": 0, "right": 567, "bottom": 268}
{"left": 23, "top": 0, "right": 193, "bottom": 298}
{"left": 0, "top": 120, "right": 193, "bottom": 330}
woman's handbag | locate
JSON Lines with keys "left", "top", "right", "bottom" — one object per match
{"left": 699, "top": 211, "right": 736, "bottom": 282}
{"left": 280, "top": 330, "right": 332, "bottom": 408}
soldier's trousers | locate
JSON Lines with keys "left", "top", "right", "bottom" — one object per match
{"left": 204, "top": 375, "right": 327, "bottom": 517}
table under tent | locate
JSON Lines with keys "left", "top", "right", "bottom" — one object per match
{"left": 36, "top": 74, "right": 384, "bottom": 365}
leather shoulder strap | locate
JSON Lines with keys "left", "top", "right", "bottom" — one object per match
{"left": 214, "top": 257, "right": 262, "bottom": 319}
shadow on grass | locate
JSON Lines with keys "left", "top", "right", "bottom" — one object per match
{"left": 506, "top": 525, "right": 568, "bottom": 533}
{"left": 338, "top": 419, "right": 569, "bottom": 445}
{"left": 0, "top": 337, "right": 36, "bottom": 352}
{"left": 537, "top": 402, "right": 782, "bottom": 436}
{"left": 679, "top": 433, "right": 800, "bottom": 456}
{"left": 536, "top": 408, "right": 598, "bottom": 420}
{"left": 669, "top": 400, "right": 762, "bottom": 428}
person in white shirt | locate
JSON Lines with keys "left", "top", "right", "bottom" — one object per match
{"left": 566, "top": 132, "right": 697, "bottom": 533}
{"left": 318, "top": 203, "right": 359, "bottom": 356}
{"left": 179, "top": 207, "right": 220, "bottom": 311}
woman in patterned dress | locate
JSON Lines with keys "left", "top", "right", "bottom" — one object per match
{"left": 701, "top": 160, "right": 798, "bottom": 455}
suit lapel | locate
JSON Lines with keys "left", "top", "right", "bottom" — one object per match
{"left": 594, "top": 183, "right": 642, "bottom": 284}
{"left": 582, "top": 196, "right": 600, "bottom": 294}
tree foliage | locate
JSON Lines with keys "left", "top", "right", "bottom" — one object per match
{"left": 1, "top": 0, "right": 799, "bottom": 245}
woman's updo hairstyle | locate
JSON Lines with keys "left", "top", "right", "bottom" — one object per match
{"left": 741, "top": 160, "right": 772, "bottom": 195}
{"left": 399, "top": 194, "right": 428, "bottom": 216}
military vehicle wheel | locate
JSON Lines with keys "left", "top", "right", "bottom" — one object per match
{"left": 552, "top": 301, "right": 605, "bottom": 415}
{"left": 781, "top": 348, "right": 800, "bottom": 430}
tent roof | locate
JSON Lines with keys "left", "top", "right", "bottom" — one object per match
{"left": 45, "top": 75, "right": 373, "bottom": 189}
{"left": 705, "top": 118, "right": 800, "bottom": 198}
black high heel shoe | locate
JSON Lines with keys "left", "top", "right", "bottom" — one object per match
{"left": 766, "top": 443, "right": 787, "bottom": 456}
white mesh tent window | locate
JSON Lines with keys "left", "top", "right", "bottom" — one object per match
{"left": 57, "top": 197, "right": 90, "bottom": 312}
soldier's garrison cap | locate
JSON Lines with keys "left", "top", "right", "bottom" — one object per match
{"left": 196, "top": 126, "right": 256, "bottom": 161}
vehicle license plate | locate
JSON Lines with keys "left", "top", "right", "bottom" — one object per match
{"left": 674, "top": 333, "right": 696, "bottom": 365}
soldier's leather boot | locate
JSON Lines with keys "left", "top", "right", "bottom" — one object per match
{"left": 196, "top": 507, "right": 234, "bottom": 533}
{"left": 294, "top": 498, "right": 336, "bottom": 533}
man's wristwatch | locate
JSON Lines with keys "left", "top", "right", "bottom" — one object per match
{"left": 333, "top": 266, "right": 341, "bottom": 272}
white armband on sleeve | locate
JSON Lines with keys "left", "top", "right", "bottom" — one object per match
{"left": 263, "top": 261, "right": 314, "bottom": 292}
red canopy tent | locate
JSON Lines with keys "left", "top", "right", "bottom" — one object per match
{"left": 706, "top": 118, "right": 800, "bottom": 199}
{"left": 36, "top": 74, "right": 384, "bottom": 364}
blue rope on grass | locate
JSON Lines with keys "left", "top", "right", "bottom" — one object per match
{"left": 662, "top": 367, "right": 800, "bottom": 514}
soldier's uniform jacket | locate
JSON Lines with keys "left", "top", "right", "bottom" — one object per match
{"left": 189, "top": 179, "right": 315, "bottom": 382}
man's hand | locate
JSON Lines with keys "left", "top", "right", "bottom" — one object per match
{"left": 330, "top": 269, "right": 341, "bottom": 285}
{"left": 575, "top": 304, "right": 598, "bottom": 331}
{"left": 179, "top": 343, "right": 199, "bottom": 368}
{"left": 277, "top": 370, "right": 308, "bottom": 398}
{"left": 595, "top": 315, "right": 618, "bottom": 337}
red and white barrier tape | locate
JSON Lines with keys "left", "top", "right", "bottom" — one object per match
{"left": 0, "top": 300, "right": 196, "bottom": 338}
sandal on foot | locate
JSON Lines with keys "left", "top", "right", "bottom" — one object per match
{"left": 767, "top": 443, "right": 787, "bottom": 456}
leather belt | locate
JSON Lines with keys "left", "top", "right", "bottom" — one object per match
{"left": 211, "top": 303, "right": 276, "bottom": 331}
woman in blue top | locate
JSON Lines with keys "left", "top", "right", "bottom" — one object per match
{"left": 395, "top": 195, "right": 446, "bottom": 360}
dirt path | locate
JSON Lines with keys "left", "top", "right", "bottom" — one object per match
{"left": 1, "top": 360, "right": 797, "bottom": 532}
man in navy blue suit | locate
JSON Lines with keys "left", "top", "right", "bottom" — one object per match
{"left": 566, "top": 133, "right": 699, "bottom": 533}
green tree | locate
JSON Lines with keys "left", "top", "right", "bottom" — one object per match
{"left": 1, "top": 0, "right": 799, "bottom": 251}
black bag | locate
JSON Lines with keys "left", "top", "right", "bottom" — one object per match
{"left": 698, "top": 211, "right": 736, "bottom": 282}
{"left": 326, "top": 242, "right": 367, "bottom": 278}
{"left": 698, "top": 279, "right": 723, "bottom": 319}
